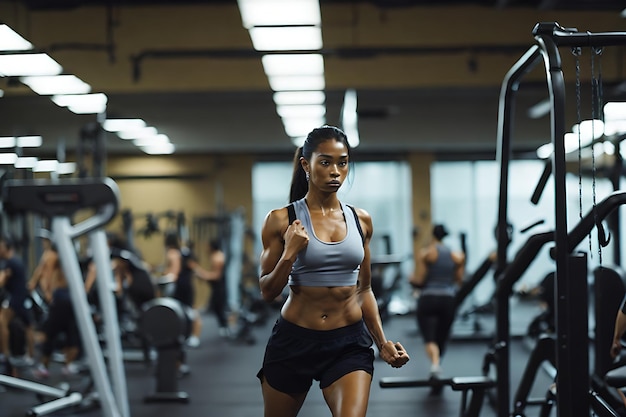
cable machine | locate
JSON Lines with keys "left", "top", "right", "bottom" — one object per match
{"left": 121, "top": 209, "right": 188, "bottom": 256}
{"left": 495, "top": 22, "right": 626, "bottom": 417}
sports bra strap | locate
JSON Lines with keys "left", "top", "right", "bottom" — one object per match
{"left": 347, "top": 205, "right": 365, "bottom": 244}
{"left": 287, "top": 203, "right": 296, "bottom": 224}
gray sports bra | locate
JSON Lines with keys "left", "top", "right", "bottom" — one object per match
{"left": 287, "top": 198, "right": 364, "bottom": 287}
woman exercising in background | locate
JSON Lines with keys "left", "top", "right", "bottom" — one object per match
{"left": 411, "top": 224, "right": 465, "bottom": 384}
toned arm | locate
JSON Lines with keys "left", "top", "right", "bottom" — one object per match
{"left": 258, "top": 208, "right": 308, "bottom": 302}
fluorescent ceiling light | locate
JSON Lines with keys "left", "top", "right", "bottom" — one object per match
{"left": 536, "top": 127, "right": 601, "bottom": 158}
{"left": 572, "top": 119, "right": 604, "bottom": 144}
{"left": 103, "top": 118, "right": 146, "bottom": 132}
{"left": 133, "top": 134, "right": 170, "bottom": 147}
{"left": 283, "top": 116, "right": 325, "bottom": 137}
{"left": 20, "top": 75, "right": 91, "bottom": 95}
{"left": 276, "top": 104, "right": 325, "bottom": 119}
{"left": 17, "top": 135, "right": 42, "bottom": 147}
{"left": 341, "top": 89, "right": 360, "bottom": 147}
{"left": 141, "top": 143, "right": 176, "bottom": 155}
{"left": 0, "top": 153, "right": 17, "bottom": 165}
{"left": 14, "top": 156, "right": 38, "bottom": 169}
{"left": 67, "top": 103, "right": 106, "bottom": 114}
{"left": 0, "top": 137, "right": 16, "bottom": 148}
{"left": 604, "top": 102, "right": 626, "bottom": 120}
{"left": 0, "top": 24, "right": 33, "bottom": 51}
{"left": 33, "top": 160, "right": 59, "bottom": 172}
{"left": 605, "top": 120, "right": 626, "bottom": 136}
{"left": 52, "top": 93, "right": 107, "bottom": 114}
{"left": 564, "top": 132, "right": 582, "bottom": 153}
{"left": 262, "top": 54, "right": 324, "bottom": 76}
{"left": 249, "top": 27, "right": 323, "bottom": 51}
{"left": 536, "top": 143, "right": 553, "bottom": 159}
{"left": 57, "top": 162, "right": 76, "bottom": 175}
{"left": 0, "top": 53, "right": 62, "bottom": 76}
{"left": 268, "top": 75, "right": 325, "bottom": 91}
{"left": 237, "top": 0, "right": 321, "bottom": 28}
{"left": 117, "top": 126, "right": 158, "bottom": 140}
{"left": 527, "top": 99, "right": 551, "bottom": 119}
{"left": 273, "top": 91, "right": 325, "bottom": 106}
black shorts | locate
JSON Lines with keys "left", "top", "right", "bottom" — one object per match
{"left": 7, "top": 296, "right": 32, "bottom": 326}
{"left": 173, "top": 283, "right": 194, "bottom": 308}
{"left": 257, "top": 316, "right": 375, "bottom": 394}
{"left": 42, "top": 289, "right": 79, "bottom": 353}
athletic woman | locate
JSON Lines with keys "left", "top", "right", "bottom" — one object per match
{"left": 257, "top": 125, "right": 409, "bottom": 417}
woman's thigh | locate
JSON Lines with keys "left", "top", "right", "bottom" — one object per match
{"left": 322, "top": 370, "right": 372, "bottom": 417}
{"left": 260, "top": 377, "right": 308, "bottom": 417}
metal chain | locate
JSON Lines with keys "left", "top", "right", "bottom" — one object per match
{"left": 591, "top": 46, "right": 604, "bottom": 264}
{"left": 572, "top": 46, "right": 587, "bottom": 253}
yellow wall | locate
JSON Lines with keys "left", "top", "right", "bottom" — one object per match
{"left": 409, "top": 152, "right": 434, "bottom": 252}
{"left": 106, "top": 153, "right": 253, "bottom": 266}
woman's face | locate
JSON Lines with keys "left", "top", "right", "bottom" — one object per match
{"left": 303, "top": 138, "right": 349, "bottom": 193}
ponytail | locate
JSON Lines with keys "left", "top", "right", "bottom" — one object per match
{"left": 289, "top": 147, "right": 308, "bottom": 202}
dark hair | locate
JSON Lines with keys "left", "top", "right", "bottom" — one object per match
{"left": 289, "top": 125, "right": 352, "bottom": 203}
{"left": 106, "top": 232, "right": 129, "bottom": 251}
{"left": 433, "top": 224, "right": 449, "bottom": 241}
{"left": 209, "top": 238, "right": 221, "bottom": 252}
{"left": 164, "top": 231, "right": 180, "bottom": 249}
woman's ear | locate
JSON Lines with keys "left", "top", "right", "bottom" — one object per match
{"left": 300, "top": 157, "right": 309, "bottom": 174}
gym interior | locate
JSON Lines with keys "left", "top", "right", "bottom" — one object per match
{"left": 1, "top": 1, "right": 626, "bottom": 416}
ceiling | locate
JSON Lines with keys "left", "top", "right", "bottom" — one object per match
{"left": 0, "top": 0, "right": 625, "bottom": 160}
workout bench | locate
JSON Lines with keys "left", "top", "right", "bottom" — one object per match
{"left": 379, "top": 375, "right": 495, "bottom": 417}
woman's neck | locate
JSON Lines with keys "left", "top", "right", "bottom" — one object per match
{"left": 305, "top": 194, "right": 340, "bottom": 217}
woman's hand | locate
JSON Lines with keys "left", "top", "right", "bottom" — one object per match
{"left": 379, "top": 341, "right": 410, "bottom": 368}
{"left": 611, "top": 339, "right": 622, "bottom": 360}
{"left": 283, "top": 220, "right": 309, "bottom": 258}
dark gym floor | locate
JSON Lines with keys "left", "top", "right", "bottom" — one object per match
{"left": 2, "top": 299, "right": 555, "bottom": 417}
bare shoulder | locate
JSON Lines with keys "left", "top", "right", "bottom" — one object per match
{"left": 350, "top": 205, "right": 371, "bottom": 221}
{"left": 262, "top": 206, "right": 291, "bottom": 239}
{"left": 421, "top": 244, "right": 438, "bottom": 263}
{"left": 453, "top": 251, "right": 466, "bottom": 265}
{"left": 42, "top": 249, "right": 59, "bottom": 267}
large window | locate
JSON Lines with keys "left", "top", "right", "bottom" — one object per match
{"left": 431, "top": 160, "right": 616, "bottom": 305}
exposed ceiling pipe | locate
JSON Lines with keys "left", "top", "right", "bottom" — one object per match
{"left": 44, "top": 2, "right": 118, "bottom": 64}
{"left": 130, "top": 43, "right": 532, "bottom": 82}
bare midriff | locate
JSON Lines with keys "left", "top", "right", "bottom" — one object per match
{"left": 281, "top": 285, "right": 362, "bottom": 330}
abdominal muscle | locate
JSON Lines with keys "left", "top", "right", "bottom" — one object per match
{"left": 281, "top": 285, "right": 363, "bottom": 330}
